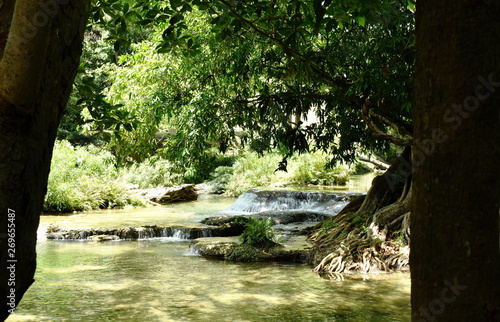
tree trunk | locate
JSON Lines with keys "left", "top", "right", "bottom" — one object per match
{"left": 0, "top": 1, "right": 89, "bottom": 320}
{"left": 411, "top": 1, "right": 500, "bottom": 320}
{"left": 310, "top": 147, "right": 412, "bottom": 274}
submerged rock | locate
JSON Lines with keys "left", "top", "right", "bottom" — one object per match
{"left": 202, "top": 210, "right": 330, "bottom": 227}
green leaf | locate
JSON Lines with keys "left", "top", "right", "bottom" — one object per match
{"left": 123, "top": 123, "right": 133, "bottom": 131}
{"left": 357, "top": 16, "right": 365, "bottom": 27}
{"left": 169, "top": 0, "right": 183, "bottom": 10}
{"left": 407, "top": 0, "right": 416, "bottom": 11}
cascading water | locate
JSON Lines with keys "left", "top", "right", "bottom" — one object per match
{"left": 45, "top": 189, "right": 360, "bottom": 242}
{"left": 222, "top": 189, "right": 358, "bottom": 216}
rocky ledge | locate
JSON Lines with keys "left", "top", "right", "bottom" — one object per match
{"left": 201, "top": 210, "right": 330, "bottom": 233}
{"left": 45, "top": 223, "right": 242, "bottom": 241}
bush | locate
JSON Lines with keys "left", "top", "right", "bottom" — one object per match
{"left": 44, "top": 141, "right": 146, "bottom": 212}
{"left": 239, "top": 217, "right": 279, "bottom": 249}
{"left": 207, "top": 166, "right": 234, "bottom": 194}
{"left": 286, "top": 152, "right": 352, "bottom": 186}
{"left": 224, "top": 151, "right": 282, "bottom": 196}
{"left": 352, "top": 161, "right": 374, "bottom": 175}
{"left": 119, "top": 158, "right": 184, "bottom": 189}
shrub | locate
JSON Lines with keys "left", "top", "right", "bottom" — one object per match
{"left": 352, "top": 161, "right": 374, "bottom": 175}
{"left": 224, "top": 151, "right": 282, "bottom": 196}
{"left": 44, "top": 141, "right": 146, "bottom": 212}
{"left": 286, "top": 152, "right": 352, "bottom": 186}
{"left": 239, "top": 217, "right": 279, "bottom": 249}
{"left": 207, "top": 166, "right": 234, "bottom": 194}
{"left": 119, "top": 158, "right": 184, "bottom": 189}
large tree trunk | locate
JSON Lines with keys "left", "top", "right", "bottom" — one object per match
{"left": 411, "top": 1, "right": 500, "bottom": 320}
{"left": 0, "top": 1, "right": 89, "bottom": 320}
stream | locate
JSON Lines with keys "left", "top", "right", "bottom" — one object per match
{"left": 7, "top": 175, "right": 411, "bottom": 321}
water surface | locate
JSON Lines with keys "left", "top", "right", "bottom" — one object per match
{"left": 8, "top": 176, "right": 411, "bottom": 321}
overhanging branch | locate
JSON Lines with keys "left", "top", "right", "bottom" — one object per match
{"left": 362, "top": 97, "right": 413, "bottom": 146}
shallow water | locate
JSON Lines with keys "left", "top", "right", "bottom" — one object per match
{"left": 7, "top": 175, "right": 411, "bottom": 321}
{"left": 9, "top": 237, "right": 410, "bottom": 321}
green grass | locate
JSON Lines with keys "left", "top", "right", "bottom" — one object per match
{"left": 45, "top": 142, "right": 363, "bottom": 213}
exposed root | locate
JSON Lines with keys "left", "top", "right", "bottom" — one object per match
{"left": 310, "top": 156, "right": 412, "bottom": 276}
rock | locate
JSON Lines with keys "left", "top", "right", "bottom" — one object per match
{"left": 139, "top": 184, "right": 198, "bottom": 204}
{"left": 190, "top": 236, "right": 313, "bottom": 263}
{"left": 91, "top": 235, "right": 119, "bottom": 242}
{"left": 45, "top": 223, "right": 243, "bottom": 241}
{"left": 201, "top": 210, "right": 330, "bottom": 232}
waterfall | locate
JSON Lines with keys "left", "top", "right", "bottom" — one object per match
{"left": 222, "top": 189, "right": 357, "bottom": 215}
{"left": 137, "top": 226, "right": 210, "bottom": 240}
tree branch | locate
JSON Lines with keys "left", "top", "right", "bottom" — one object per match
{"left": 0, "top": 0, "right": 53, "bottom": 114}
{"left": 361, "top": 97, "right": 413, "bottom": 146}
{"left": 218, "top": 0, "right": 292, "bottom": 55}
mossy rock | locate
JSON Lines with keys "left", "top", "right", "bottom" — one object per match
{"left": 191, "top": 237, "right": 312, "bottom": 263}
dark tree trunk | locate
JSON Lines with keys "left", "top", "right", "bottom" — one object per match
{"left": 411, "top": 1, "right": 500, "bottom": 320}
{"left": 0, "top": 1, "right": 89, "bottom": 320}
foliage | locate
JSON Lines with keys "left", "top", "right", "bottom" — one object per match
{"left": 44, "top": 141, "right": 146, "bottom": 212}
{"left": 286, "top": 152, "right": 352, "bottom": 186}
{"left": 118, "top": 158, "right": 184, "bottom": 189}
{"left": 207, "top": 166, "right": 234, "bottom": 194}
{"left": 66, "top": 0, "right": 415, "bottom": 173}
{"left": 224, "top": 151, "right": 283, "bottom": 196}
{"left": 239, "top": 217, "right": 279, "bottom": 249}
{"left": 352, "top": 161, "right": 374, "bottom": 175}
{"left": 223, "top": 150, "right": 353, "bottom": 196}
{"left": 149, "top": 0, "right": 415, "bottom": 164}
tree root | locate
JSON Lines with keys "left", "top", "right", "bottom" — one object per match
{"left": 311, "top": 183, "right": 411, "bottom": 275}
{"left": 310, "top": 148, "right": 413, "bottom": 276}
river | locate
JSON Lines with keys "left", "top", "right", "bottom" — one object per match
{"left": 7, "top": 174, "right": 411, "bottom": 321}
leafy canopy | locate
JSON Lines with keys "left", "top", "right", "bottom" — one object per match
{"left": 63, "top": 0, "right": 415, "bottom": 169}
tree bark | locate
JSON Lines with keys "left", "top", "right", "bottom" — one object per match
{"left": 411, "top": 1, "right": 500, "bottom": 320}
{"left": 0, "top": 1, "right": 89, "bottom": 320}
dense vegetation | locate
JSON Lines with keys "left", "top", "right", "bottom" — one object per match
{"left": 2, "top": 1, "right": 498, "bottom": 320}
{"left": 61, "top": 0, "right": 415, "bottom": 164}
{"left": 49, "top": 0, "right": 413, "bottom": 213}
{"left": 45, "top": 140, "right": 366, "bottom": 212}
